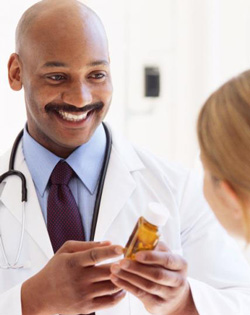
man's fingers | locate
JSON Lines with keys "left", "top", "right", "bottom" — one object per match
{"left": 75, "top": 245, "right": 124, "bottom": 267}
{"left": 110, "top": 275, "right": 169, "bottom": 315}
{"left": 135, "top": 251, "right": 187, "bottom": 271}
{"left": 91, "top": 289, "right": 126, "bottom": 311}
{"left": 88, "top": 280, "right": 122, "bottom": 298}
{"left": 110, "top": 273, "right": 166, "bottom": 302}
{"left": 155, "top": 241, "right": 169, "bottom": 252}
{"left": 57, "top": 240, "right": 111, "bottom": 254}
{"left": 86, "top": 263, "right": 114, "bottom": 282}
{"left": 113, "top": 260, "right": 185, "bottom": 287}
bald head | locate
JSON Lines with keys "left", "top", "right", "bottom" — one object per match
{"left": 15, "top": 0, "right": 107, "bottom": 56}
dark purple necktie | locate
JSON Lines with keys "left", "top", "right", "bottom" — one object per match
{"left": 47, "top": 161, "right": 85, "bottom": 253}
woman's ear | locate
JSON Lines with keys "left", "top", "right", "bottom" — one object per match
{"left": 8, "top": 53, "right": 23, "bottom": 91}
{"left": 219, "top": 180, "right": 243, "bottom": 219}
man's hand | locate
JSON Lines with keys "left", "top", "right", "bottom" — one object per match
{"left": 110, "top": 241, "right": 198, "bottom": 315}
{"left": 21, "top": 241, "right": 126, "bottom": 315}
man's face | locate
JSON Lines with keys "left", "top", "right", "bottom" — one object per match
{"left": 13, "top": 14, "right": 112, "bottom": 157}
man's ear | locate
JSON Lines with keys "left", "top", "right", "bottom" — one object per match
{"left": 219, "top": 180, "right": 243, "bottom": 219}
{"left": 8, "top": 53, "right": 23, "bottom": 91}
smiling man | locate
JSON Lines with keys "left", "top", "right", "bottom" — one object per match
{"left": 0, "top": 0, "right": 250, "bottom": 315}
{"left": 11, "top": 0, "right": 112, "bottom": 157}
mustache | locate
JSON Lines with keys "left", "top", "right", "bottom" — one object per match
{"left": 45, "top": 101, "right": 104, "bottom": 113}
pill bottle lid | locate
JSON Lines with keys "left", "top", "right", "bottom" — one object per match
{"left": 144, "top": 202, "right": 169, "bottom": 227}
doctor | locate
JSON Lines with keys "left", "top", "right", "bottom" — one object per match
{"left": 0, "top": 0, "right": 250, "bottom": 314}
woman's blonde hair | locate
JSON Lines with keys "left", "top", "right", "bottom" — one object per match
{"left": 197, "top": 70, "right": 250, "bottom": 242}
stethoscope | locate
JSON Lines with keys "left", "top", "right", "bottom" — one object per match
{"left": 0, "top": 122, "right": 112, "bottom": 269}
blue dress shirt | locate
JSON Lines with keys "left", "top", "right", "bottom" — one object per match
{"left": 22, "top": 124, "right": 107, "bottom": 241}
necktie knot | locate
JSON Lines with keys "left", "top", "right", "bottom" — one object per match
{"left": 50, "top": 161, "right": 74, "bottom": 185}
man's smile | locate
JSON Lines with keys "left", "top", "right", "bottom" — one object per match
{"left": 45, "top": 102, "right": 104, "bottom": 123}
{"left": 58, "top": 108, "right": 93, "bottom": 122}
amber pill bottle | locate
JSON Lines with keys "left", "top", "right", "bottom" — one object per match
{"left": 124, "top": 202, "right": 169, "bottom": 259}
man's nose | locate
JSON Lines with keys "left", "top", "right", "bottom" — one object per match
{"left": 62, "top": 82, "right": 93, "bottom": 107}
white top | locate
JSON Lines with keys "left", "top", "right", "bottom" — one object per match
{"left": 144, "top": 202, "right": 170, "bottom": 226}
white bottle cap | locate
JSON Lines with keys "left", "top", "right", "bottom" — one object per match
{"left": 144, "top": 202, "right": 169, "bottom": 227}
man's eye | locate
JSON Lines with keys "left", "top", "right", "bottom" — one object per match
{"left": 48, "top": 75, "right": 65, "bottom": 81}
{"left": 89, "top": 73, "right": 106, "bottom": 80}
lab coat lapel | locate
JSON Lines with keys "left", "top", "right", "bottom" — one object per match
{"left": 94, "top": 129, "right": 145, "bottom": 240}
{"left": 0, "top": 144, "right": 54, "bottom": 259}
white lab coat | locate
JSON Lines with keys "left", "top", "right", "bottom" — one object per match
{"left": 0, "top": 127, "right": 250, "bottom": 315}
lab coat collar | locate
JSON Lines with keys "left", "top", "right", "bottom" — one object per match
{"left": 0, "top": 142, "right": 54, "bottom": 259}
{"left": 94, "top": 124, "right": 145, "bottom": 240}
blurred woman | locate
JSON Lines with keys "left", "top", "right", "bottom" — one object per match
{"left": 197, "top": 70, "right": 250, "bottom": 242}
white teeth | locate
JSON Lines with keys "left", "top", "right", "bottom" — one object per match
{"left": 58, "top": 110, "right": 89, "bottom": 122}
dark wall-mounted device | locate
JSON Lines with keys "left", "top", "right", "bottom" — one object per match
{"left": 144, "top": 67, "right": 160, "bottom": 97}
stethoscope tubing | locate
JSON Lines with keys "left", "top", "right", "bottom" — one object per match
{"left": 0, "top": 202, "right": 26, "bottom": 269}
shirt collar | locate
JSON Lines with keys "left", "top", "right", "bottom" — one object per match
{"left": 22, "top": 124, "right": 107, "bottom": 196}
